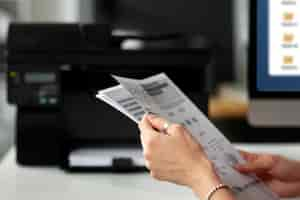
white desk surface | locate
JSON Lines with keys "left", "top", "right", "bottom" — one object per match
{"left": 1, "top": 144, "right": 300, "bottom": 200}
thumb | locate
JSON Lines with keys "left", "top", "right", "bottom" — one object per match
{"left": 138, "top": 114, "right": 154, "bottom": 132}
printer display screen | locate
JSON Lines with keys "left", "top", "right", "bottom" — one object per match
{"left": 24, "top": 72, "right": 56, "bottom": 84}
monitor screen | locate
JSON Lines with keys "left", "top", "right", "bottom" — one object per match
{"left": 257, "top": 0, "right": 300, "bottom": 92}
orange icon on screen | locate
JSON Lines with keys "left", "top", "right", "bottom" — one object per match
{"left": 283, "top": 56, "right": 294, "bottom": 65}
{"left": 283, "top": 12, "right": 294, "bottom": 22}
{"left": 283, "top": 33, "right": 294, "bottom": 43}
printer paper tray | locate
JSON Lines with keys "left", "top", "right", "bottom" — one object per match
{"left": 63, "top": 147, "right": 147, "bottom": 173}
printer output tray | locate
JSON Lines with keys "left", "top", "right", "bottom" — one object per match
{"left": 62, "top": 142, "right": 147, "bottom": 172}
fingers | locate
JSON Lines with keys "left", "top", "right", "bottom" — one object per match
{"left": 235, "top": 154, "right": 277, "bottom": 174}
{"left": 239, "top": 150, "right": 259, "bottom": 162}
{"left": 138, "top": 114, "right": 153, "bottom": 132}
{"left": 141, "top": 114, "right": 199, "bottom": 151}
{"left": 147, "top": 114, "right": 190, "bottom": 137}
{"left": 146, "top": 114, "right": 169, "bottom": 131}
{"left": 138, "top": 115, "right": 161, "bottom": 149}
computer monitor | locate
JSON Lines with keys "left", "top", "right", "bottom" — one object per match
{"left": 95, "top": 0, "right": 235, "bottom": 87}
{"left": 249, "top": 0, "right": 300, "bottom": 127}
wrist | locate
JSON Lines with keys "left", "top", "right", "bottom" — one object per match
{"left": 191, "top": 175, "right": 223, "bottom": 199}
{"left": 189, "top": 165, "right": 224, "bottom": 199}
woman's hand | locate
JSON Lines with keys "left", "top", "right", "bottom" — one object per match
{"left": 236, "top": 151, "right": 300, "bottom": 198}
{"left": 138, "top": 114, "right": 234, "bottom": 199}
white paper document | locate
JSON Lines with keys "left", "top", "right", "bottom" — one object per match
{"left": 96, "top": 73, "right": 279, "bottom": 200}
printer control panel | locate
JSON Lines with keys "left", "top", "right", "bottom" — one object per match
{"left": 7, "top": 68, "right": 60, "bottom": 107}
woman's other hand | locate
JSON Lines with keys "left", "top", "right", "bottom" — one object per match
{"left": 236, "top": 151, "right": 300, "bottom": 198}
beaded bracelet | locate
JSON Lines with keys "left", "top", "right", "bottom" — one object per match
{"left": 205, "top": 184, "right": 231, "bottom": 200}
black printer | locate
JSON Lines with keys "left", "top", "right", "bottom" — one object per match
{"left": 6, "top": 23, "right": 212, "bottom": 172}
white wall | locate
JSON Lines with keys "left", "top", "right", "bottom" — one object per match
{"left": 234, "top": 0, "right": 249, "bottom": 85}
{"left": 235, "top": 0, "right": 249, "bottom": 44}
{"left": 0, "top": 74, "right": 15, "bottom": 161}
{"left": 79, "top": 0, "right": 94, "bottom": 23}
{"left": 18, "top": 0, "right": 80, "bottom": 22}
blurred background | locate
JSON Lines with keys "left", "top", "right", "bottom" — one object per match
{"left": 0, "top": 0, "right": 249, "bottom": 160}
